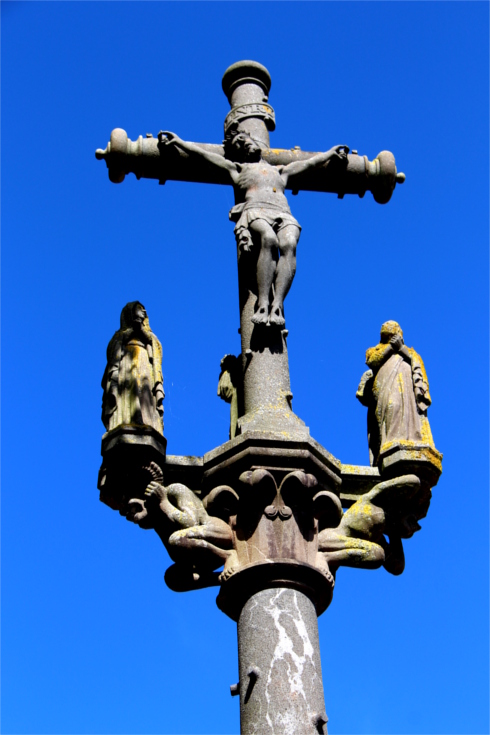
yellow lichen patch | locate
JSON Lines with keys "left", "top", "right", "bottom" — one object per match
{"left": 341, "top": 464, "right": 372, "bottom": 475}
{"left": 409, "top": 348, "right": 430, "bottom": 386}
{"left": 396, "top": 372, "right": 405, "bottom": 394}
{"left": 366, "top": 342, "right": 392, "bottom": 369}
{"left": 347, "top": 538, "right": 366, "bottom": 550}
{"left": 420, "top": 416, "right": 434, "bottom": 446}
{"left": 380, "top": 440, "right": 443, "bottom": 473}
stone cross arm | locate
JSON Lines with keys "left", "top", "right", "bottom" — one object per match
{"left": 95, "top": 127, "right": 405, "bottom": 204}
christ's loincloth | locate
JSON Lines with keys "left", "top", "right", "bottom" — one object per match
{"left": 229, "top": 201, "right": 301, "bottom": 252}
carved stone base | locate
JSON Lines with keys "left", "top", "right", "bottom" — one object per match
{"left": 202, "top": 431, "right": 342, "bottom": 497}
{"left": 237, "top": 407, "right": 309, "bottom": 439}
{"left": 101, "top": 424, "right": 166, "bottom": 455}
{"left": 217, "top": 559, "right": 335, "bottom": 622}
{"left": 98, "top": 424, "right": 166, "bottom": 512}
{"left": 378, "top": 441, "right": 442, "bottom": 487}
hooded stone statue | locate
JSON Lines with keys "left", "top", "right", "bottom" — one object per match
{"left": 356, "top": 321, "right": 434, "bottom": 467}
{"left": 101, "top": 302, "right": 164, "bottom": 433}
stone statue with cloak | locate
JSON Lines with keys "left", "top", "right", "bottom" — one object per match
{"left": 101, "top": 301, "right": 164, "bottom": 434}
{"left": 356, "top": 320, "right": 434, "bottom": 467}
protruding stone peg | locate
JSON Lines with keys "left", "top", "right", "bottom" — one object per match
{"left": 312, "top": 711, "right": 329, "bottom": 734}
{"left": 244, "top": 666, "right": 261, "bottom": 703}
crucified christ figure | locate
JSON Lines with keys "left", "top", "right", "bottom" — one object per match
{"left": 159, "top": 128, "right": 348, "bottom": 326}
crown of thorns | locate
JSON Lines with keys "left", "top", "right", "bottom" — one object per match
{"left": 223, "top": 124, "right": 261, "bottom": 148}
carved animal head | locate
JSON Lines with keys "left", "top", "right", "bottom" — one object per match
{"left": 126, "top": 497, "right": 153, "bottom": 529}
{"left": 392, "top": 513, "right": 422, "bottom": 539}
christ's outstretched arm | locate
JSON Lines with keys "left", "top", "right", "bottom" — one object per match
{"left": 158, "top": 131, "right": 239, "bottom": 182}
{"left": 281, "top": 145, "right": 349, "bottom": 182}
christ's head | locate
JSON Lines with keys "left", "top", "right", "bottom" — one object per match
{"left": 224, "top": 126, "right": 262, "bottom": 162}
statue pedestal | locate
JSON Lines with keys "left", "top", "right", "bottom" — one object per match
{"left": 98, "top": 425, "right": 166, "bottom": 511}
{"left": 379, "top": 440, "right": 442, "bottom": 487}
{"left": 237, "top": 407, "right": 309, "bottom": 439}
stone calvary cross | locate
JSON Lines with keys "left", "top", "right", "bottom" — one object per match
{"left": 96, "top": 61, "right": 441, "bottom": 735}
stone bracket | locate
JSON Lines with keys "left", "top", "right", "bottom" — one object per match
{"left": 98, "top": 425, "right": 166, "bottom": 512}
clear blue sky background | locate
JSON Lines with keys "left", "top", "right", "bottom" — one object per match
{"left": 2, "top": 2, "right": 488, "bottom": 734}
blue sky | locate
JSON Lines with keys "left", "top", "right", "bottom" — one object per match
{"left": 2, "top": 2, "right": 488, "bottom": 734}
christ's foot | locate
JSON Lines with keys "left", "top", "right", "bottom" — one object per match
{"left": 269, "top": 305, "right": 285, "bottom": 327}
{"left": 252, "top": 305, "right": 270, "bottom": 325}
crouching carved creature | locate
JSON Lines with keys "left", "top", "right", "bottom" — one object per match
{"left": 126, "top": 462, "right": 236, "bottom": 591}
{"left": 317, "top": 474, "right": 422, "bottom": 576}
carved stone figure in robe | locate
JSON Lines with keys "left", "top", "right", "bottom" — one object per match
{"left": 217, "top": 354, "right": 241, "bottom": 439}
{"left": 101, "top": 302, "right": 164, "bottom": 433}
{"left": 159, "top": 127, "right": 348, "bottom": 326}
{"left": 127, "top": 462, "right": 235, "bottom": 589}
{"left": 356, "top": 321, "right": 434, "bottom": 467}
{"left": 317, "top": 474, "right": 422, "bottom": 577}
